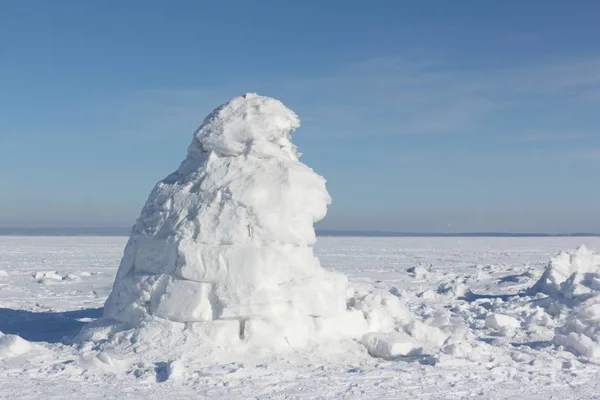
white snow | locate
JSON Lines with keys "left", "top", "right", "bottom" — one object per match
{"left": 524, "top": 245, "right": 600, "bottom": 361}
{"left": 0, "top": 334, "right": 31, "bottom": 358}
{"left": 485, "top": 313, "right": 521, "bottom": 333}
{"left": 361, "top": 332, "right": 422, "bottom": 359}
{"left": 407, "top": 265, "right": 430, "bottom": 279}
{"left": 529, "top": 245, "right": 600, "bottom": 299}
{"left": 2, "top": 236, "right": 600, "bottom": 398}
{"left": 95, "top": 94, "right": 351, "bottom": 348}
{"left": 167, "top": 359, "right": 185, "bottom": 381}
{"left": 418, "top": 289, "right": 436, "bottom": 299}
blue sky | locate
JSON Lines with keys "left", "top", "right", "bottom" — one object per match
{"left": 1, "top": 1, "right": 599, "bottom": 233}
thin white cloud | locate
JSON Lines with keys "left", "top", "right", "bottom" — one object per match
{"left": 513, "top": 132, "right": 592, "bottom": 142}
{"left": 114, "top": 55, "right": 600, "bottom": 141}
{"left": 571, "top": 148, "right": 600, "bottom": 161}
{"left": 280, "top": 56, "right": 600, "bottom": 137}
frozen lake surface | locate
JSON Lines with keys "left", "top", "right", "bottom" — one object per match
{"left": 1, "top": 236, "right": 600, "bottom": 399}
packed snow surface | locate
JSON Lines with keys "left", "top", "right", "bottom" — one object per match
{"left": 2, "top": 236, "right": 600, "bottom": 398}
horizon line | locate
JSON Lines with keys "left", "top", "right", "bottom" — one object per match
{"left": 0, "top": 226, "right": 598, "bottom": 238}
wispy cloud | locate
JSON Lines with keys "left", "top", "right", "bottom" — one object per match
{"left": 113, "top": 55, "right": 600, "bottom": 142}
{"left": 468, "top": 58, "right": 600, "bottom": 106}
{"left": 513, "top": 132, "right": 592, "bottom": 142}
{"left": 571, "top": 148, "right": 600, "bottom": 161}
{"left": 280, "top": 56, "right": 600, "bottom": 138}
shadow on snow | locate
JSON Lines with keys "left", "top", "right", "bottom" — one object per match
{"left": 0, "top": 307, "right": 103, "bottom": 344}
{"left": 458, "top": 289, "right": 523, "bottom": 302}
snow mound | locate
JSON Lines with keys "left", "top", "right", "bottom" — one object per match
{"left": 526, "top": 246, "right": 600, "bottom": 360}
{"left": 529, "top": 245, "right": 600, "bottom": 300}
{"left": 485, "top": 313, "right": 520, "bottom": 334}
{"left": 80, "top": 94, "right": 364, "bottom": 350}
{"left": 0, "top": 334, "right": 31, "bottom": 358}
{"left": 349, "top": 292, "right": 412, "bottom": 332}
{"left": 77, "top": 93, "right": 472, "bottom": 361}
{"left": 361, "top": 332, "right": 422, "bottom": 359}
{"left": 554, "top": 296, "right": 600, "bottom": 360}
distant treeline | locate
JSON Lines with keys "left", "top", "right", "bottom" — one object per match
{"left": 0, "top": 227, "right": 598, "bottom": 237}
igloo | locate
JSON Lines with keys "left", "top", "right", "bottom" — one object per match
{"left": 99, "top": 93, "right": 360, "bottom": 347}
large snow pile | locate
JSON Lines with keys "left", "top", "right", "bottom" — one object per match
{"left": 78, "top": 93, "right": 474, "bottom": 359}
{"left": 82, "top": 93, "right": 355, "bottom": 348}
{"left": 528, "top": 245, "right": 600, "bottom": 361}
{"left": 529, "top": 245, "right": 600, "bottom": 300}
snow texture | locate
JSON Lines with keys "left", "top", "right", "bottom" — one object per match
{"left": 485, "top": 313, "right": 521, "bottom": 333}
{"left": 361, "top": 332, "right": 422, "bottom": 359}
{"left": 0, "top": 334, "right": 31, "bottom": 358}
{"left": 3, "top": 236, "right": 600, "bottom": 398}
{"left": 529, "top": 245, "right": 600, "bottom": 299}
{"left": 527, "top": 245, "right": 600, "bottom": 360}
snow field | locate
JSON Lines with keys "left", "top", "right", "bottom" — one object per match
{"left": 2, "top": 236, "right": 600, "bottom": 398}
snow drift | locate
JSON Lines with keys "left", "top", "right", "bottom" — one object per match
{"left": 529, "top": 245, "right": 600, "bottom": 361}
{"left": 529, "top": 245, "right": 600, "bottom": 300}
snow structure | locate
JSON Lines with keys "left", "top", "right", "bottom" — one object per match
{"left": 528, "top": 245, "right": 600, "bottom": 361}
{"left": 79, "top": 93, "right": 469, "bottom": 357}
{"left": 95, "top": 93, "right": 358, "bottom": 348}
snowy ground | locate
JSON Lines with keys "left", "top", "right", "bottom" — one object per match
{"left": 1, "top": 235, "right": 600, "bottom": 399}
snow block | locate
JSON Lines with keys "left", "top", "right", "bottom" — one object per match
{"left": 187, "top": 320, "right": 241, "bottom": 346}
{"left": 361, "top": 332, "right": 422, "bottom": 359}
{"left": 0, "top": 334, "right": 31, "bottom": 358}
{"left": 151, "top": 277, "right": 213, "bottom": 322}
{"left": 244, "top": 317, "right": 316, "bottom": 348}
{"left": 314, "top": 309, "right": 369, "bottom": 340}
{"left": 485, "top": 313, "right": 521, "bottom": 333}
